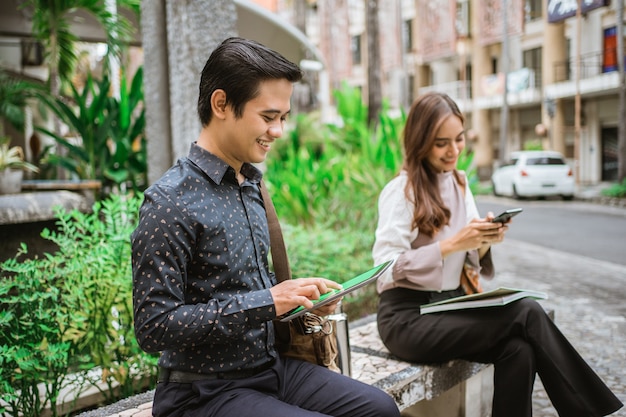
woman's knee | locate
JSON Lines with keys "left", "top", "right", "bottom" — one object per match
{"left": 517, "top": 298, "right": 545, "bottom": 314}
{"left": 497, "top": 337, "right": 536, "bottom": 369}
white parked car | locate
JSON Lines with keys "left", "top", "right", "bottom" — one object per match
{"left": 491, "top": 150, "right": 575, "bottom": 200}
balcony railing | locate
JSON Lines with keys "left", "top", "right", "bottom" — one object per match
{"left": 554, "top": 47, "right": 626, "bottom": 82}
{"left": 418, "top": 80, "right": 471, "bottom": 104}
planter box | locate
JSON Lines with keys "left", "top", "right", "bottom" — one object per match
{"left": 21, "top": 179, "right": 102, "bottom": 205}
{"left": 0, "top": 169, "right": 24, "bottom": 195}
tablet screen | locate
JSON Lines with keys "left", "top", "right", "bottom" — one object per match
{"left": 279, "top": 260, "right": 393, "bottom": 322}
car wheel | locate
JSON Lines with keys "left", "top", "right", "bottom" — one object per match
{"left": 512, "top": 185, "right": 523, "bottom": 200}
{"left": 492, "top": 181, "right": 500, "bottom": 196}
{"left": 562, "top": 194, "right": 574, "bottom": 201}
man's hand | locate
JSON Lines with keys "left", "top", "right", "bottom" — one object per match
{"left": 270, "top": 277, "right": 342, "bottom": 316}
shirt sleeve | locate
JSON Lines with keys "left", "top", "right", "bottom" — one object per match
{"left": 373, "top": 176, "right": 446, "bottom": 290}
{"left": 131, "top": 187, "right": 275, "bottom": 354}
{"left": 465, "top": 180, "right": 480, "bottom": 222}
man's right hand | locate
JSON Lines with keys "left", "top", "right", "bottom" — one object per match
{"left": 270, "top": 277, "right": 342, "bottom": 316}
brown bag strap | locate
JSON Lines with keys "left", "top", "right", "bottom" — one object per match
{"left": 259, "top": 180, "right": 292, "bottom": 282}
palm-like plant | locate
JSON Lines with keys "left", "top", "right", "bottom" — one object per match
{"left": 0, "top": 137, "right": 39, "bottom": 173}
{"left": 36, "top": 68, "right": 146, "bottom": 195}
{"left": 23, "top": 0, "right": 139, "bottom": 97}
{"left": 0, "top": 70, "right": 51, "bottom": 133}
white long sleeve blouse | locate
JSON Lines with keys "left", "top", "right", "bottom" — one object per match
{"left": 373, "top": 170, "right": 494, "bottom": 294}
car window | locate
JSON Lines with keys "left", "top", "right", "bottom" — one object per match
{"left": 526, "top": 157, "right": 566, "bottom": 166}
{"left": 502, "top": 157, "right": 518, "bottom": 167}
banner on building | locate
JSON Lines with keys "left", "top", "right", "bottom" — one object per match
{"left": 481, "top": 68, "right": 534, "bottom": 96}
{"left": 547, "top": 0, "right": 609, "bottom": 23}
{"left": 481, "top": 73, "right": 505, "bottom": 96}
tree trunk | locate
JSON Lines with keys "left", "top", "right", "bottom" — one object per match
{"left": 366, "top": 0, "right": 382, "bottom": 129}
{"left": 617, "top": 0, "right": 626, "bottom": 182}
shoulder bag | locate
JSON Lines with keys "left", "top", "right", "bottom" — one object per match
{"left": 259, "top": 181, "right": 343, "bottom": 373}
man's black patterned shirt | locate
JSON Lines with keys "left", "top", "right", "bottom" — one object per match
{"left": 131, "top": 142, "right": 278, "bottom": 374}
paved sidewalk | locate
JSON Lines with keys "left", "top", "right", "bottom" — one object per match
{"left": 489, "top": 238, "right": 626, "bottom": 416}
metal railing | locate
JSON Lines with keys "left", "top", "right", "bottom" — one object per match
{"left": 417, "top": 80, "right": 471, "bottom": 103}
{"left": 553, "top": 47, "right": 626, "bottom": 82}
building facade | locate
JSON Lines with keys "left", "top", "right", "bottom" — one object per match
{"left": 277, "top": 0, "right": 625, "bottom": 183}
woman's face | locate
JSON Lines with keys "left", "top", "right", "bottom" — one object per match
{"left": 427, "top": 115, "right": 465, "bottom": 173}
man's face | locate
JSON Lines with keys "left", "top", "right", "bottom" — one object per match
{"left": 221, "top": 78, "right": 293, "bottom": 169}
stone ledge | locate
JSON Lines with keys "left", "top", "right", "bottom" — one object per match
{"left": 0, "top": 191, "right": 91, "bottom": 225}
{"left": 348, "top": 319, "right": 490, "bottom": 410}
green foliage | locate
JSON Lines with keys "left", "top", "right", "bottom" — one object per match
{"left": 523, "top": 139, "right": 543, "bottom": 151}
{"left": 36, "top": 68, "right": 147, "bottom": 196}
{"left": 0, "top": 195, "right": 157, "bottom": 417}
{"left": 457, "top": 147, "right": 483, "bottom": 195}
{"left": 268, "top": 83, "right": 480, "bottom": 231}
{"left": 266, "top": 83, "right": 405, "bottom": 232}
{"left": 24, "top": 0, "right": 138, "bottom": 89}
{"left": 282, "top": 223, "right": 378, "bottom": 319}
{"left": 0, "top": 136, "right": 39, "bottom": 173}
{"left": 104, "top": 67, "right": 147, "bottom": 193}
{"left": 0, "top": 70, "right": 52, "bottom": 133}
{"left": 601, "top": 178, "right": 626, "bottom": 198}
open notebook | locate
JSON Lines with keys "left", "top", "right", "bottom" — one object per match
{"left": 420, "top": 287, "right": 548, "bottom": 314}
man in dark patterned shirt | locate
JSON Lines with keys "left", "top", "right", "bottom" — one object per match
{"left": 131, "top": 37, "right": 400, "bottom": 417}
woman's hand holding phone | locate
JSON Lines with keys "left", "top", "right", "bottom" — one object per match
{"left": 491, "top": 208, "right": 523, "bottom": 224}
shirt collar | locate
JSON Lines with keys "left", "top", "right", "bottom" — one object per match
{"left": 188, "top": 142, "right": 263, "bottom": 185}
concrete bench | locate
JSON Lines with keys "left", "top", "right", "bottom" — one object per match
{"left": 347, "top": 316, "right": 493, "bottom": 416}
{"left": 75, "top": 314, "right": 494, "bottom": 417}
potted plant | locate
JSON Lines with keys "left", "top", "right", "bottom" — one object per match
{"left": 0, "top": 136, "right": 39, "bottom": 194}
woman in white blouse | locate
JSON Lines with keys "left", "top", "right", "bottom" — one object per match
{"left": 373, "top": 92, "right": 622, "bottom": 417}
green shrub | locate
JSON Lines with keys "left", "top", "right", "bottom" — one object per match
{"left": 601, "top": 178, "right": 626, "bottom": 198}
{"left": 36, "top": 68, "right": 147, "bottom": 197}
{"left": 0, "top": 194, "right": 157, "bottom": 417}
{"left": 266, "top": 84, "right": 405, "bottom": 232}
{"left": 282, "top": 223, "right": 377, "bottom": 319}
{"left": 523, "top": 139, "right": 543, "bottom": 151}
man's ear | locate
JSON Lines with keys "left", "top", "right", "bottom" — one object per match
{"left": 211, "top": 89, "right": 228, "bottom": 120}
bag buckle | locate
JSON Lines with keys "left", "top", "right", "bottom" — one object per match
{"left": 303, "top": 324, "right": 323, "bottom": 334}
{"left": 293, "top": 313, "right": 327, "bottom": 334}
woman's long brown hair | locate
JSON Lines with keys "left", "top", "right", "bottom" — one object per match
{"left": 402, "top": 92, "right": 466, "bottom": 237}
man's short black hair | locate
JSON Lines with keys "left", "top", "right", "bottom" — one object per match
{"left": 197, "top": 37, "right": 303, "bottom": 126}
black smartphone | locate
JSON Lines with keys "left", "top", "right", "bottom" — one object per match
{"left": 492, "top": 208, "right": 523, "bottom": 223}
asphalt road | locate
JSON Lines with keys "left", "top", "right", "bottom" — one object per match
{"left": 476, "top": 195, "right": 626, "bottom": 266}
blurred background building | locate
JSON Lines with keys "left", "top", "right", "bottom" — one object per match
{"left": 0, "top": 0, "right": 623, "bottom": 183}
{"left": 275, "top": 0, "right": 624, "bottom": 182}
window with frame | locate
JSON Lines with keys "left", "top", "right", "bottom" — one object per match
{"left": 522, "top": 47, "right": 542, "bottom": 86}
{"left": 351, "top": 35, "right": 362, "bottom": 65}
{"left": 524, "top": 0, "right": 542, "bottom": 22}
{"left": 402, "top": 19, "right": 413, "bottom": 53}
